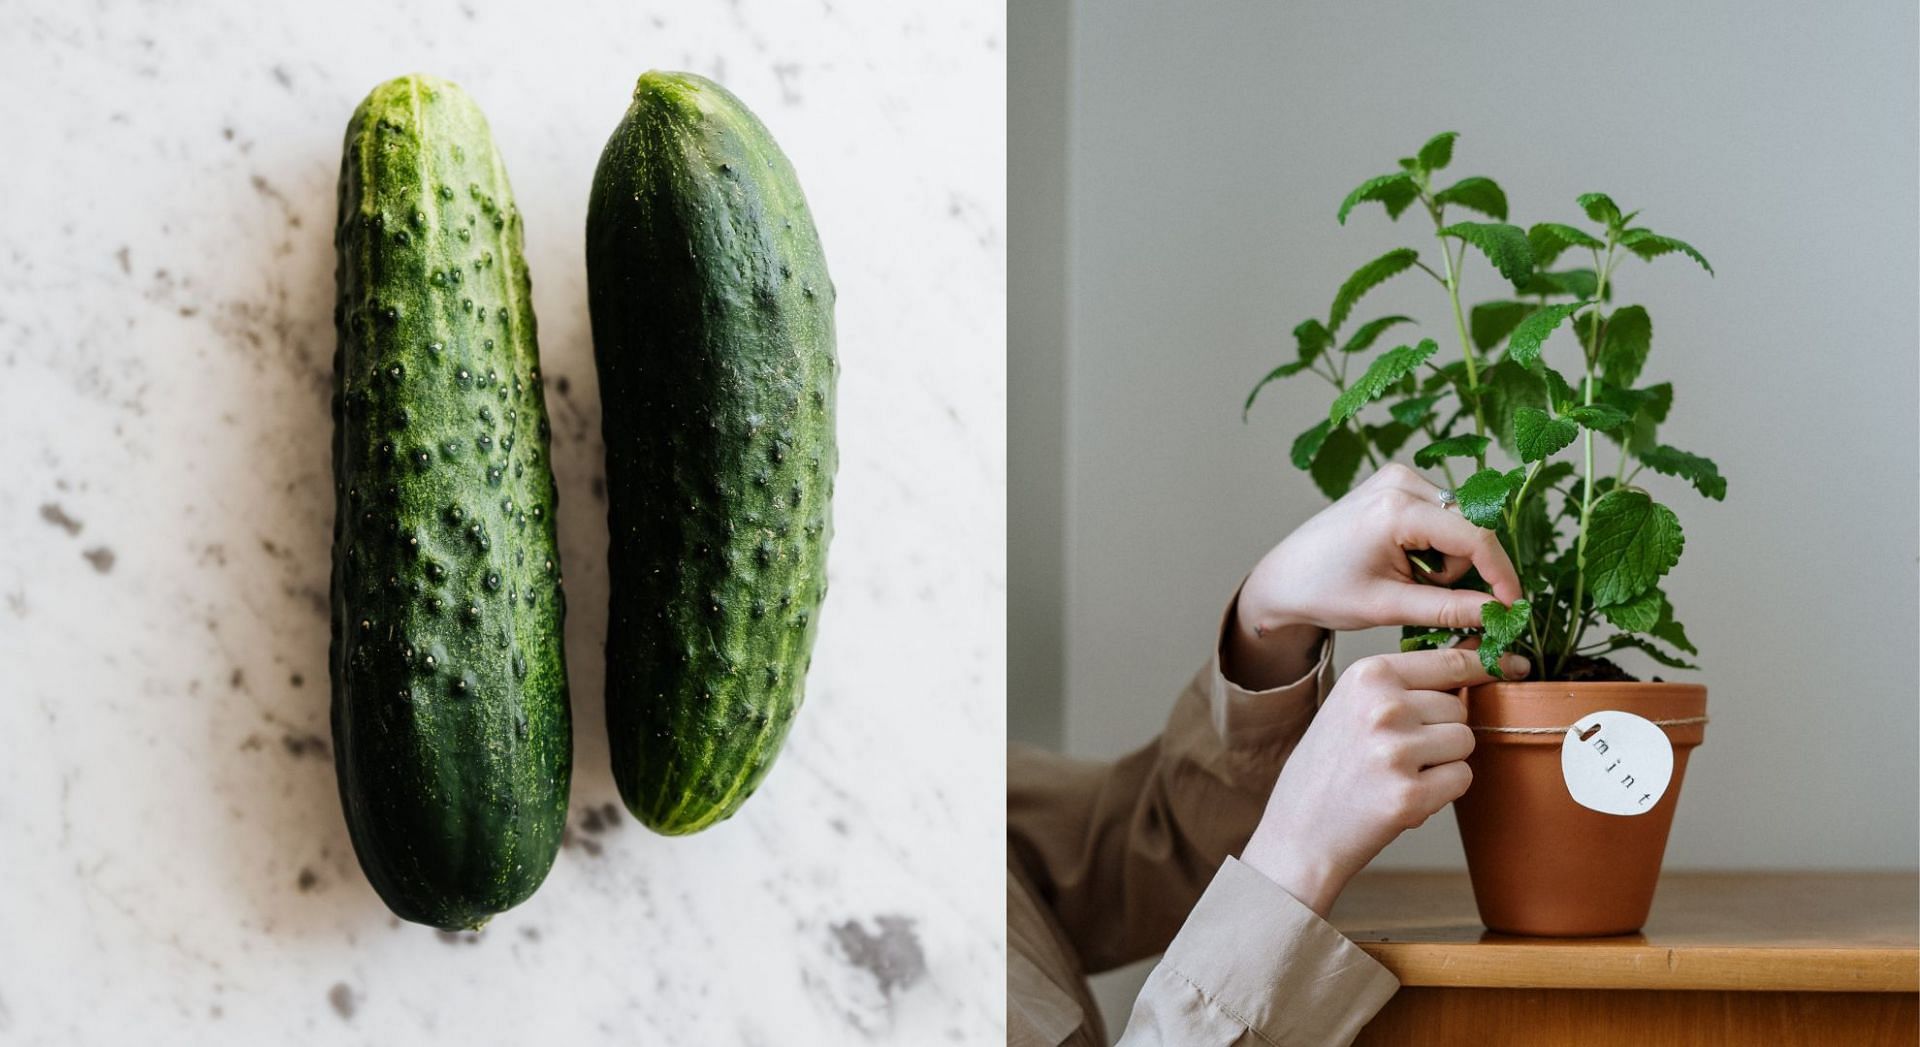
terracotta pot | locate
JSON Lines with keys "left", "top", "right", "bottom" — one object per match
{"left": 1452, "top": 681, "right": 1707, "bottom": 936}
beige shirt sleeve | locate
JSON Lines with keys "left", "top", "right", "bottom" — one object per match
{"left": 1008, "top": 591, "right": 1399, "bottom": 1045}
{"left": 1007, "top": 599, "right": 1336, "bottom": 974}
{"left": 1116, "top": 857, "right": 1399, "bottom": 1046}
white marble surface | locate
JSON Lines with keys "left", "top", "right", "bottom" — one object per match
{"left": 0, "top": 1, "right": 1005, "bottom": 1042}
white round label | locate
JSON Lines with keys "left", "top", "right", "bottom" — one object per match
{"left": 1560, "top": 710, "right": 1675, "bottom": 817}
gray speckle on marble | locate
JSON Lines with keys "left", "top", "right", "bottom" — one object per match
{"left": 832, "top": 915, "right": 926, "bottom": 997}
{"left": 326, "top": 983, "right": 355, "bottom": 1021}
{"left": 39, "top": 502, "right": 82, "bottom": 534}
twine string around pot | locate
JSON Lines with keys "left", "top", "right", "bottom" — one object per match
{"left": 1471, "top": 715, "right": 1709, "bottom": 735}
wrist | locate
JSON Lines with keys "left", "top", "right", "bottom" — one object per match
{"left": 1225, "top": 609, "right": 1324, "bottom": 692}
{"left": 1240, "top": 834, "right": 1348, "bottom": 918}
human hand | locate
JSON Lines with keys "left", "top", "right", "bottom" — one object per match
{"left": 1228, "top": 464, "right": 1523, "bottom": 682}
{"left": 1238, "top": 644, "right": 1528, "bottom": 917}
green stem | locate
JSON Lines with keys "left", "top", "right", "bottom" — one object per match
{"left": 1319, "top": 355, "right": 1383, "bottom": 471}
{"left": 1429, "top": 199, "right": 1490, "bottom": 471}
{"left": 1560, "top": 235, "right": 1619, "bottom": 667}
{"left": 1419, "top": 417, "right": 1460, "bottom": 487}
{"left": 1502, "top": 459, "right": 1547, "bottom": 658}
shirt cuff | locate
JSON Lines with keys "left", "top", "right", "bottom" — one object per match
{"left": 1138, "top": 857, "right": 1398, "bottom": 1046}
{"left": 1206, "top": 586, "right": 1334, "bottom": 752}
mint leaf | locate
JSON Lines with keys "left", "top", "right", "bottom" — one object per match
{"left": 1577, "top": 192, "right": 1623, "bottom": 229}
{"left": 1650, "top": 600, "right": 1698, "bottom": 655}
{"left": 1389, "top": 393, "right": 1445, "bottom": 428}
{"left": 1478, "top": 598, "right": 1532, "bottom": 676}
{"left": 1243, "top": 361, "right": 1314, "bottom": 420}
{"left": 1529, "top": 222, "right": 1606, "bottom": 267}
{"left": 1294, "top": 318, "right": 1333, "bottom": 361}
{"left": 1516, "top": 268, "right": 1603, "bottom": 300}
{"left": 1507, "top": 302, "right": 1589, "bottom": 366}
{"left": 1440, "top": 221, "right": 1534, "bottom": 284}
{"left": 1366, "top": 421, "right": 1416, "bottom": 458}
{"left": 1470, "top": 300, "right": 1534, "bottom": 351}
{"left": 1337, "top": 173, "right": 1420, "bottom": 225}
{"left": 1310, "top": 424, "right": 1368, "bottom": 498}
{"left": 1330, "top": 339, "right": 1438, "bottom": 425}
{"left": 1330, "top": 249, "right": 1420, "bottom": 332}
{"left": 1540, "top": 366, "right": 1580, "bottom": 412}
{"left": 1341, "top": 315, "right": 1417, "bottom": 354}
{"left": 1638, "top": 444, "right": 1727, "bottom": 500}
{"left": 1619, "top": 228, "right": 1714, "bottom": 275}
{"left": 1414, "top": 433, "right": 1491, "bottom": 467}
{"left": 1514, "top": 406, "right": 1578, "bottom": 462}
{"left": 1567, "top": 403, "right": 1631, "bottom": 431}
{"left": 1455, "top": 467, "right": 1518, "bottom": 528}
{"left": 1607, "top": 635, "right": 1700, "bottom": 671}
{"left": 1599, "top": 305, "right": 1652, "bottom": 386}
{"left": 1607, "top": 381, "right": 1673, "bottom": 454}
{"left": 1401, "top": 630, "right": 1455, "bottom": 653}
{"left": 1583, "top": 489, "right": 1684, "bottom": 607}
{"left": 1434, "top": 176, "right": 1508, "bottom": 220}
{"left": 1290, "top": 418, "right": 1333, "bottom": 471}
{"left": 1476, "top": 359, "right": 1548, "bottom": 454}
{"left": 1600, "top": 586, "right": 1663, "bottom": 631}
{"left": 1417, "top": 131, "right": 1459, "bottom": 172}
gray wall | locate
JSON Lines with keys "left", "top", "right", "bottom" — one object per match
{"left": 1009, "top": 0, "right": 1070, "bottom": 749}
{"left": 1012, "top": 0, "right": 1919, "bottom": 1035}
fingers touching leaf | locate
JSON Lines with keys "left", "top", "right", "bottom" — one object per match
{"left": 1455, "top": 467, "right": 1520, "bottom": 528}
{"left": 1478, "top": 598, "right": 1532, "bottom": 676}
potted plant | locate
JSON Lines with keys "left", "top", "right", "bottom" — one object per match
{"left": 1245, "top": 132, "right": 1723, "bottom": 936}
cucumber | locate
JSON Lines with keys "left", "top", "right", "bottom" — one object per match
{"left": 587, "top": 72, "right": 837, "bottom": 835}
{"left": 330, "top": 74, "right": 570, "bottom": 929}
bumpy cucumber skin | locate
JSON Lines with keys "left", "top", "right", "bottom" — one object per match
{"left": 587, "top": 72, "right": 837, "bottom": 835}
{"left": 330, "top": 74, "right": 570, "bottom": 929}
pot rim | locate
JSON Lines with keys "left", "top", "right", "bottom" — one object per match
{"left": 1459, "top": 680, "right": 1707, "bottom": 745}
{"left": 1464, "top": 680, "right": 1706, "bottom": 698}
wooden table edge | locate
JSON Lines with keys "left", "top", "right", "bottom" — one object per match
{"left": 1353, "top": 941, "right": 1920, "bottom": 993}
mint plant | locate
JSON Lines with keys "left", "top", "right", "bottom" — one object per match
{"left": 1244, "top": 132, "right": 1724, "bottom": 681}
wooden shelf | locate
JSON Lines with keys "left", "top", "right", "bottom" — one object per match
{"left": 1330, "top": 871, "right": 1919, "bottom": 993}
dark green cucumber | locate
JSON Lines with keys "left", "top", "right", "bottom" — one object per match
{"left": 330, "top": 74, "right": 570, "bottom": 929}
{"left": 587, "top": 71, "right": 837, "bottom": 835}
